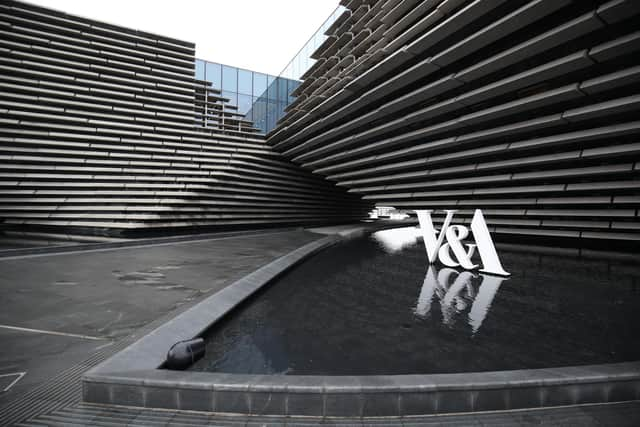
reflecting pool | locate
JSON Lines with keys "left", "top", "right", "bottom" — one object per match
{"left": 189, "top": 227, "right": 640, "bottom": 375}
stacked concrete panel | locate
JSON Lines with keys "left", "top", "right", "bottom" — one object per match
{"left": 269, "top": 0, "right": 640, "bottom": 242}
{"left": 0, "top": 0, "right": 371, "bottom": 236}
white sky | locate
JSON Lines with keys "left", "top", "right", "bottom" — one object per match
{"left": 26, "top": 0, "right": 340, "bottom": 76}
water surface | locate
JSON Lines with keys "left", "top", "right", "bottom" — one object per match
{"left": 189, "top": 227, "right": 640, "bottom": 375}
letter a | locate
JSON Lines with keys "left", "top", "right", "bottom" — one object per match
{"left": 470, "top": 209, "right": 510, "bottom": 276}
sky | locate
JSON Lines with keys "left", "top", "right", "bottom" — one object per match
{"left": 26, "top": 0, "right": 340, "bottom": 76}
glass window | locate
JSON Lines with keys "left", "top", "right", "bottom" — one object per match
{"left": 237, "top": 94, "right": 253, "bottom": 117}
{"left": 277, "top": 101, "right": 287, "bottom": 122}
{"left": 252, "top": 96, "right": 267, "bottom": 133}
{"left": 205, "top": 62, "right": 221, "bottom": 89}
{"left": 222, "top": 65, "right": 237, "bottom": 92}
{"left": 253, "top": 73, "right": 267, "bottom": 98}
{"left": 277, "top": 78, "right": 289, "bottom": 103}
{"left": 267, "top": 75, "right": 277, "bottom": 100}
{"left": 290, "top": 60, "right": 298, "bottom": 82}
{"left": 238, "top": 69, "right": 253, "bottom": 96}
{"left": 266, "top": 99, "right": 278, "bottom": 131}
{"left": 195, "top": 59, "right": 205, "bottom": 80}
{"left": 288, "top": 79, "right": 300, "bottom": 103}
{"left": 222, "top": 90, "right": 237, "bottom": 106}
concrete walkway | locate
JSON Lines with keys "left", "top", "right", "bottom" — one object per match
{"left": 15, "top": 400, "right": 640, "bottom": 426}
{"left": 0, "top": 223, "right": 638, "bottom": 426}
{"left": 0, "top": 228, "right": 321, "bottom": 414}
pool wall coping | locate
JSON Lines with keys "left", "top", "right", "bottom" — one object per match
{"left": 85, "top": 234, "right": 341, "bottom": 374}
{"left": 82, "top": 224, "right": 640, "bottom": 417}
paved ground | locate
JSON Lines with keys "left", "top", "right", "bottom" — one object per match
{"left": 0, "top": 228, "right": 321, "bottom": 409}
{"left": 0, "top": 223, "right": 638, "bottom": 426}
{"left": 15, "top": 400, "right": 640, "bottom": 426}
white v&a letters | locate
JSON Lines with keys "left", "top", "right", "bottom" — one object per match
{"left": 415, "top": 209, "right": 509, "bottom": 276}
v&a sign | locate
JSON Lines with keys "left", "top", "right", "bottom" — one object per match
{"left": 415, "top": 209, "right": 509, "bottom": 277}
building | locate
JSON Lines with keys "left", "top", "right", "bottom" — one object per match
{"left": 1, "top": 0, "right": 640, "bottom": 423}
{"left": 0, "top": 0, "right": 371, "bottom": 237}
{"left": 270, "top": 0, "right": 640, "bottom": 245}
{"left": 1, "top": 0, "right": 639, "bottom": 245}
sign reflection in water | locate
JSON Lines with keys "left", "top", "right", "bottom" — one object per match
{"left": 373, "top": 226, "right": 506, "bottom": 334}
{"left": 415, "top": 265, "right": 506, "bottom": 334}
{"left": 192, "top": 225, "right": 640, "bottom": 375}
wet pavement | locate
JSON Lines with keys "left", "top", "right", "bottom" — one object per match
{"left": 1, "top": 223, "right": 638, "bottom": 425}
{"left": 0, "top": 228, "right": 321, "bottom": 407}
{"left": 16, "top": 400, "right": 640, "bottom": 426}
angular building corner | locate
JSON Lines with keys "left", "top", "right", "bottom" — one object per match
{"left": 270, "top": 0, "right": 640, "bottom": 244}
{"left": 2, "top": 0, "right": 640, "bottom": 245}
{"left": 0, "top": 0, "right": 372, "bottom": 237}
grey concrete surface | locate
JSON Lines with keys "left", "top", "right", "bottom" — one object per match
{"left": 80, "top": 221, "right": 640, "bottom": 417}
{"left": 0, "top": 229, "right": 322, "bottom": 408}
{"left": 84, "top": 235, "right": 339, "bottom": 376}
{"left": 0, "top": 329, "right": 105, "bottom": 406}
{"left": 16, "top": 400, "right": 640, "bottom": 426}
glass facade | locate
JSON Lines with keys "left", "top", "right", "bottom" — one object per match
{"left": 193, "top": 5, "right": 345, "bottom": 134}
{"left": 277, "top": 5, "right": 346, "bottom": 82}
{"left": 195, "top": 59, "right": 300, "bottom": 134}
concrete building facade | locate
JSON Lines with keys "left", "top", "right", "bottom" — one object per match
{"left": 1, "top": 0, "right": 639, "bottom": 245}
{"left": 0, "top": 0, "right": 371, "bottom": 236}
{"left": 270, "top": 0, "right": 640, "bottom": 244}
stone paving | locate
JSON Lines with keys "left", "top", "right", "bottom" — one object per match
{"left": 0, "top": 229, "right": 321, "bottom": 412}
{"left": 15, "top": 400, "right": 640, "bottom": 426}
{"left": 0, "top": 224, "right": 639, "bottom": 426}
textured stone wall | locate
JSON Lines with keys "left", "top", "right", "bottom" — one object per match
{"left": 0, "top": 0, "right": 371, "bottom": 236}
{"left": 270, "top": 0, "right": 640, "bottom": 243}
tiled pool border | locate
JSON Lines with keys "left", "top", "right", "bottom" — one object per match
{"left": 83, "top": 229, "right": 640, "bottom": 417}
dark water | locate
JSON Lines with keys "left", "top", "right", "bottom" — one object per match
{"left": 189, "top": 227, "right": 640, "bottom": 375}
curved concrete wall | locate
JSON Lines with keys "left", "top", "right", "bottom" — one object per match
{"left": 269, "top": 0, "right": 640, "bottom": 243}
{"left": 0, "top": 0, "right": 371, "bottom": 235}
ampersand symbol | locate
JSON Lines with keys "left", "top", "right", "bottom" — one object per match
{"left": 437, "top": 225, "right": 478, "bottom": 270}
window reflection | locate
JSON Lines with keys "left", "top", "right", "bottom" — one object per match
{"left": 252, "top": 97, "right": 267, "bottom": 133}
{"left": 207, "top": 4, "right": 346, "bottom": 133}
{"left": 266, "top": 99, "right": 277, "bottom": 131}
{"left": 222, "top": 91, "right": 237, "bottom": 106}
{"left": 195, "top": 59, "right": 205, "bottom": 80}
{"left": 277, "top": 101, "right": 286, "bottom": 122}
{"left": 288, "top": 80, "right": 299, "bottom": 103}
{"left": 253, "top": 73, "right": 267, "bottom": 98}
{"left": 222, "top": 65, "right": 237, "bottom": 92}
{"left": 277, "top": 77, "right": 288, "bottom": 102}
{"left": 196, "top": 60, "right": 300, "bottom": 133}
{"left": 238, "top": 69, "right": 252, "bottom": 96}
{"left": 205, "top": 62, "right": 221, "bottom": 89}
{"left": 267, "top": 75, "right": 276, "bottom": 100}
{"left": 237, "top": 94, "right": 253, "bottom": 117}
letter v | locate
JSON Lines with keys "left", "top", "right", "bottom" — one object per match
{"left": 415, "top": 210, "right": 457, "bottom": 263}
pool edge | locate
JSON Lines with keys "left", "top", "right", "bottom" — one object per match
{"left": 82, "top": 224, "right": 640, "bottom": 417}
